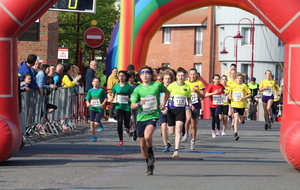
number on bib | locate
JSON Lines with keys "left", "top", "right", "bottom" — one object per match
{"left": 173, "top": 95, "right": 186, "bottom": 107}
{"left": 91, "top": 99, "right": 100, "bottom": 107}
{"left": 191, "top": 93, "right": 199, "bottom": 104}
{"left": 117, "top": 95, "right": 128, "bottom": 104}
{"left": 212, "top": 95, "right": 223, "bottom": 105}
{"left": 142, "top": 95, "right": 157, "bottom": 111}
{"left": 233, "top": 92, "right": 243, "bottom": 101}
{"left": 263, "top": 88, "right": 272, "bottom": 96}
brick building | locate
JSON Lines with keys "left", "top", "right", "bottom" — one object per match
{"left": 17, "top": 11, "right": 59, "bottom": 65}
{"left": 146, "top": 7, "right": 217, "bottom": 82}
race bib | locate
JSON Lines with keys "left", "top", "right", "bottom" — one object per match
{"left": 191, "top": 93, "right": 199, "bottom": 104}
{"left": 263, "top": 88, "right": 272, "bottom": 96}
{"left": 222, "top": 95, "right": 228, "bottom": 103}
{"left": 213, "top": 95, "right": 223, "bottom": 105}
{"left": 173, "top": 95, "right": 186, "bottom": 107}
{"left": 90, "top": 99, "right": 100, "bottom": 107}
{"left": 142, "top": 95, "right": 157, "bottom": 111}
{"left": 233, "top": 92, "right": 243, "bottom": 101}
{"left": 117, "top": 95, "right": 128, "bottom": 104}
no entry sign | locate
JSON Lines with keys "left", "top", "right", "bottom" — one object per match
{"left": 84, "top": 27, "right": 105, "bottom": 48}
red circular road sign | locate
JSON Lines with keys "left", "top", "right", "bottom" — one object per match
{"left": 84, "top": 27, "right": 105, "bottom": 48}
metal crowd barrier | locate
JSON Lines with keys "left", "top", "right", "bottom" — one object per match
{"left": 20, "top": 87, "right": 89, "bottom": 144}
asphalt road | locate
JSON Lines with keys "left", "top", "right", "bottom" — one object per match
{"left": 1, "top": 119, "right": 299, "bottom": 190}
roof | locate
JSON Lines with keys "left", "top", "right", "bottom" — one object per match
{"left": 163, "top": 8, "right": 207, "bottom": 27}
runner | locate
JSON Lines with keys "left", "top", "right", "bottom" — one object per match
{"left": 128, "top": 72, "right": 139, "bottom": 141}
{"left": 85, "top": 77, "right": 107, "bottom": 142}
{"left": 259, "top": 70, "right": 280, "bottom": 130}
{"left": 159, "top": 69, "right": 174, "bottom": 152}
{"left": 111, "top": 71, "right": 133, "bottom": 146}
{"left": 227, "top": 69, "right": 237, "bottom": 129}
{"left": 205, "top": 74, "right": 225, "bottom": 138}
{"left": 130, "top": 66, "right": 169, "bottom": 176}
{"left": 183, "top": 68, "right": 205, "bottom": 150}
{"left": 219, "top": 75, "right": 230, "bottom": 136}
{"left": 247, "top": 77, "right": 259, "bottom": 120}
{"left": 228, "top": 73, "right": 251, "bottom": 140}
{"left": 271, "top": 75, "right": 282, "bottom": 123}
{"left": 167, "top": 67, "right": 192, "bottom": 157}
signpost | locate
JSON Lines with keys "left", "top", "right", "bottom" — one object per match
{"left": 58, "top": 47, "right": 69, "bottom": 64}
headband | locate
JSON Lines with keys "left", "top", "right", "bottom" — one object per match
{"left": 140, "top": 70, "right": 152, "bottom": 75}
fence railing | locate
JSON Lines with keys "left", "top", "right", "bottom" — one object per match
{"left": 20, "top": 87, "right": 90, "bottom": 144}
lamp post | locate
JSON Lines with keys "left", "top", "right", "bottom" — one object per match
{"left": 234, "top": 18, "right": 255, "bottom": 78}
{"left": 220, "top": 35, "right": 238, "bottom": 69}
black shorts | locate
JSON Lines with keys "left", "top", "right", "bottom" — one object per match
{"left": 191, "top": 108, "right": 200, "bottom": 118}
{"left": 233, "top": 107, "right": 245, "bottom": 116}
{"left": 158, "top": 112, "right": 167, "bottom": 125}
{"left": 136, "top": 119, "right": 157, "bottom": 138}
{"left": 220, "top": 105, "right": 229, "bottom": 116}
{"left": 90, "top": 110, "right": 101, "bottom": 123}
{"left": 167, "top": 109, "right": 186, "bottom": 126}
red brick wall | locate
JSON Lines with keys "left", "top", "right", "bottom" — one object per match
{"left": 18, "top": 11, "right": 59, "bottom": 65}
{"left": 146, "top": 7, "right": 215, "bottom": 83}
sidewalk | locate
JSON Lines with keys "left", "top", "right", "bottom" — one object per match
{"left": 1, "top": 119, "right": 299, "bottom": 190}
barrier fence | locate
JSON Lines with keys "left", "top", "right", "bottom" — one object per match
{"left": 20, "top": 87, "right": 90, "bottom": 144}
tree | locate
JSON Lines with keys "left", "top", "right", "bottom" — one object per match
{"left": 59, "top": 0, "right": 119, "bottom": 77}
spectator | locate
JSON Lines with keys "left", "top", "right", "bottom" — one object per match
{"left": 107, "top": 67, "right": 119, "bottom": 122}
{"left": 100, "top": 70, "right": 107, "bottom": 87}
{"left": 127, "top": 64, "right": 140, "bottom": 83}
{"left": 20, "top": 74, "right": 31, "bottom": 92}
{"left": 61, "top": 65, "right": 81, "bottom": 88}
{"left": 85, "top": 60, "right": 97, "bottom": 92}
{"left": 69, "top": 65, "right": 81, "bottom": 93}
{"left": 53, "top": 64, "right": 64, "bottom": 87}
{"left": 31, "top": 56, "right": 43, "bottom": 76}
{"left": 18, "top": 54, "right": 42, "bottom": 94}
{"left": 36, "top": 64, "right": 57, "bottom": 91}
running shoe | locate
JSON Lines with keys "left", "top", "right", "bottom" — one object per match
{"left": 167, "top": 141, "right": 171, "bottom": 148}
{"left": 117, "top": 140, "right": 124, "bottom": 146}
{"left": 162, "top": 146, "right": 170, "bottom": 152}
{"left": 181, "top": 133, "right": 188, "bottom": 142}
{"left": 265, "top": 124, "right": 268, "bottom": 130}
{"left": 129, "top": 131, "right": 133, "bottom": 137}
{"left": 172, "top": 150, "right": 179, "bottom": 158}
{"left": 99, "top": 123, "right": 104, "bottom": 131}
{"left": 108, "top": 118, "right": 117, "bottom": 122}
{"left": 234, "top": 133, "right": 239, "bottom": 141}
{"left": 268, "top": 123, "right": 272, "bottom": 129}
{"left": 146, "top": 165, "right": 154, "bottom": 176}
{"left": 124, "top": 128, "right": 130, "bottom": 134}
{"left": 26, "top": 133, "right": 34, "bottom": 137}
{"left": 39, "top": 130, "right": 45, "bottom": 135}
{"left": 132, "top": 131, "right": 137, "bottom": 141}
{"left": 190, "top": 140, "right": 196, "bottom": 150}
{"left": 92, "top": 136, "right": 97, "bottom": 142}
{"left": 241, "top": 120, "right": 245, "bottom": 124}
{"left": 221, "top": 131, "right": 226, "bottom": 136}
{"left": 216, "top": 130, "right": 220, "bottom": 136}
{"left": 212, "top": 131, "right": 216, "bottom": 138}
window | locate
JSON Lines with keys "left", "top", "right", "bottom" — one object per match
{"left": 194, "top": 63, "right": 202, "bottom": 76}
{"left": 195, "top": 27, "right": 203, "bottom": 55}
{"left": 240, "top": 63, "right": 249, "bottom": 75}
{"left": 163, "top": 28, "right": 171, "bottom": 44}
{"left": 241, "top": 28, "right": 251, "bottom": 45}
{"left": 278, "top": 38, "right": 284, "bottom": 46}
{"left": 162, "top": 63, "right": 170, "bottom": 68}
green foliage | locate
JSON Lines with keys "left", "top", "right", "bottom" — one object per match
{"left": 59, "top": 0, "right": 119, "bottom": 75}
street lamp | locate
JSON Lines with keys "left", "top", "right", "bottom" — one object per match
{"left": 220, "top": 35, "right": 238, "bottom": 68}
{"left": 234, "top": 18, "right": 255, "bottom": 78}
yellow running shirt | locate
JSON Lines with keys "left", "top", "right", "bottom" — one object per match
{"left": 230, "top": 83, "right": 251, "bottom": 108}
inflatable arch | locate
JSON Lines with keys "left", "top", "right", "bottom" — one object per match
{"left": 1, "top": 0, "right": 300, "bottom": 171}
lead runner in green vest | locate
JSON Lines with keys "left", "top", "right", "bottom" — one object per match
{"left": 130, "top": 66, "right": 170, "bottom": 176}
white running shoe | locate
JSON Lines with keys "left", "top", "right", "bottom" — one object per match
{"left": 108, "top": 118, "right": 117, "bottom": 122}
{"left": 221, "top": 131, "right": 226, "bottom": 136}
{"left": 216, "top": 130, "right": 220, "bottom": 136}
{"left": 212, "top": 131, "right": 216, "bottom": 138}
{"left": 172, "top": 150, "right": 179, "bottom": 157}
{"left": 190, "top": 140, "right": 196, "bottom": 150}
{"left": 181, "top": 133, "right": 188, "bottom": 142}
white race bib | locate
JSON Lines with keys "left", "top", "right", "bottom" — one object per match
{"left": 90, "top": 99, "right": 100, "bottom": 107}
{"left": 213, "top": 95, "right": 223, "bottom": 105}
{"left": 273, "top": 90, "right": 278, "bottom": 99}
{"left": 191, "top": 93, "right": 199, "bottom": 104}
{"left": 142, "top": 95, "right": 157, "bottom": 111}
{"left": 173, "top": 95, "right": 186, "bottom": 107}
{"left": 233, "top": 92, "right": 243, "bottom": 101}
{"left": 117, "top": 95, "right": 128, "bottom": 104}
{"left": 263, "top": 88, "right": 272, "bottom": 96}
{"left": 222, "top": 95, "right": 228, "bottom": 103}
